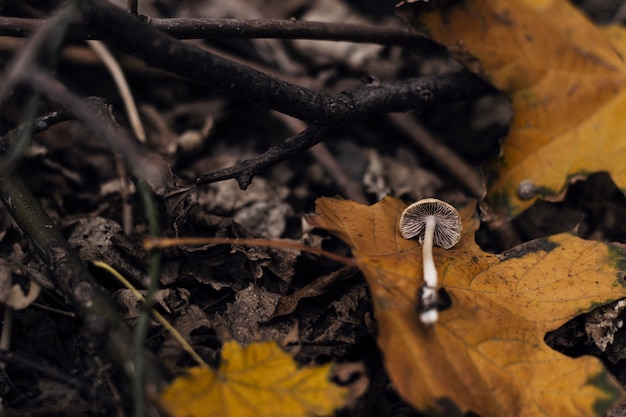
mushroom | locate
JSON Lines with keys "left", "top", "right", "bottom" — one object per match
{"left": 399, "top": 198, "right": 462, "bottom": 325}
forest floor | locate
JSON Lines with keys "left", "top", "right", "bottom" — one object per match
{"left": 2, "top": 0, "right": 626, "bottom": 416}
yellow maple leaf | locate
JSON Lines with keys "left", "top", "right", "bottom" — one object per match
{"left": 397, "top": 0, "right": 626, "bottom": 226}
{"left": 160, "top": 340, "right": 348, "bottom": 417}
{"left": 307, "top": 196, "right": 626, "bottom": 417}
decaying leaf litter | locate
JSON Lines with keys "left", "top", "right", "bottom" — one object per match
{"left": 2, "top": 0, "right": 626, "bottom": 416}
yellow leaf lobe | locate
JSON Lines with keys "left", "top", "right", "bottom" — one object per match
{"left": 160, "top": 340, "right": 348, "bottom": 417}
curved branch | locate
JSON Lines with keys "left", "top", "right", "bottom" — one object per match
{"left": 0, "top": 107, "right": 72, "bottom": 153}
{"left": 196, "top": 124, "right": 327, "bottom": 189}
{"left": 195, "top": 72, "right": 492, "bottom": 189}
{"left": 20, "top": 1, "right": 494, "bottom": 191}
{"left": 76, "top": 1, "right": 493, "bottom": 125}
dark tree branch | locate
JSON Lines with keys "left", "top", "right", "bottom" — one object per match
{"left": 0, "top": 5, "right": 161, "bottom": 185}
{"left": 76, "top": 0, "right": 494, "bottom": 126}
{"left": 0, "top": 107, "right": 72, "bottom": 153}
{"left": 0, "top": 171, "right": 134, "bottom": 366}
{"left": 196, "top": 125, "right": 327, "bottom": 189}
{"left": 6, "top": 1, "right": 494, "bottom": 191}
{"left": 147, "top": 17, "right": 441, "bottom": 50}
{"left": 0, "top": 1, "right": 139, "bottom": 377}
{"left": 77, "top": 0, "right": 349, "bottom": 125}
{"left": 0, "top": 15, "right": 441, "bottom": 51}
{"left": 0, "top": 17, "right": 40, "bottom": 37}
{"left": 195, "top": 72, "right": 493, "bottom": 189}
{"left": 25, "top": 71, "right": 165, "bottom": 188}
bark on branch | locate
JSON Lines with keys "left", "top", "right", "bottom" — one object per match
{"left": 76, "top": 0, "right": 493, "bottom": 126}
{"left": 0, "top": 15, "right": 441, "bottom": 51}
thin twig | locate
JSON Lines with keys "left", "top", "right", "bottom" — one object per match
{"left": 144, "top": 236, "right": 357, "bottom": 267}
{"left": 0, "top": 15, "right": 441, "bottom": 51}
{"left": 0, "top": 108, "right": 72, "bottom": 153}
{"left": 0, "top": 172, "right": 134, "bottom": 368}
{"left": 0, "top": 5, "right": 74, "bottom": 106}
{"left": 147, "top": 17, "right": 440, "bottom": 49}
{"left": 387, "top": 112, "right": 484, "bottom": 197}
{"left": 93, "top": 261, "right": 209, "bottom": 370}
{"left": 76, "top": 0, "right": 494, "bottom": 125}
{"left": 87, "top": 40, "right": 146, "bottom": 142}
{"left": 275, "top": 112, "right": 367, "bottom": 203}
{"left": 196, "top": 125, "right": 327, "bottom": 189}
{"left": 195, "top": 74, "right": 494, "bottom": 189}
{"left": 27, "top": 71, "right": 164, "bottom": 187}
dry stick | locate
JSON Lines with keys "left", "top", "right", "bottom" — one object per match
{"left": 0, "top": 8, "right": 159, "bottom": 187}
{"left": 275, "top": 112, "right": 367, "bottom": 203}
{"left": 144, "top": 236, "right": 356, "bottom": 267}
{"left": 196, "top": 124, "right": 327, "bottom": 189}
{"left": 77, "top": 0, "right": 493, "bottom": 125}
{"left": 0, "top": 5, "right": 73, "bottom": 107}
{"left": 195, "top": 73, "right": 492, "bottom": 189}
{"left": 87, "top": 40, "right": 146, "bottom": 142}
{"left": 147, "top": 18, "right": 441, "bottom": 48}
{"left": 0, "top": 107, "right": 72, "bottom": 153}
{"left": 87, "top": 39, "right": 144, "bottom": 233}
{"left": 26, "top": 71, "right": 164, "bottom": 188}
{"left": 0, "top": 16, "right": 442, "bottom": 51}
{"left": 0, "top": 172, "right": 134, "bottom": 369}
{"left": 75, "top": 1, "right": 495, "bottom": 188}
{"left": 387, "top": 113, "right": 484, "bottom": 198}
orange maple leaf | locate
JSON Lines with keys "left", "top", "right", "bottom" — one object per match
{"left": 398, "top": 0, "right": 626, "bottom": 226}
{"left": 308, "top": 196, "right": 626, "bottom": 417}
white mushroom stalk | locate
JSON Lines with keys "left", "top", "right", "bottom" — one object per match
{"left": 399, "top": 198, "right": 462, "bottom": 326}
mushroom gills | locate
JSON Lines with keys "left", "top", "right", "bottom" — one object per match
{"left": 398, "top": 198, "right": 462, "bottom": 326}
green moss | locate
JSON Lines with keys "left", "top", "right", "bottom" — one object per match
{"left": 608, "top": 245, "right": 626, "bottom": 285}
{"left": 587, "top": 371, "right": 622, "bottom": 416}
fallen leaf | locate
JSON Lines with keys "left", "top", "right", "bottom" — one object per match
{"left": 160, "top": 340, "right": 348, "bottom": 417}
{"left": 397, "top": 0, "right": 626, "bottom": 226}
{"left": 307, "top": 196, "right": 626, "bottom": 417}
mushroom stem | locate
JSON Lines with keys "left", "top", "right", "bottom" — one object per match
{"left": 420, "top": 215, "right": 439, "bottom": 325}
{"left": 422, "top": 216, "right": 437, "bottom": 289}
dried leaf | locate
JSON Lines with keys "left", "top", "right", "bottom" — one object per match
{"left": 397, "top": 0, "right": 626, "bottom": 226}
{"left": 160, "top": 340, "right": 348, "bottom": 417}
{"left": 308, "top": 196, "right": 626, "bottom": 417}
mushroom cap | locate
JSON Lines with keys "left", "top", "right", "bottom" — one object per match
{"left": 399, "top": 198, "right": 462, "bottom": 249}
